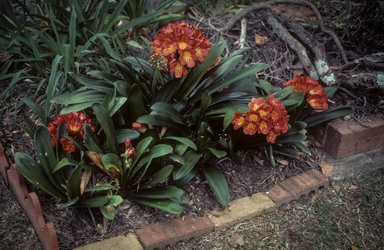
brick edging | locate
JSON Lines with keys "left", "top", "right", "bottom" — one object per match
{"left": 1, "top": 141, "right": 329, "bottom": 250}
{"left": 0, "top": 143, "right": 59, "bottom": 250}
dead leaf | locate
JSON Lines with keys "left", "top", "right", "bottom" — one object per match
{"left": 229, "top": 234, "right": 245, "bottom": 247}
{"left": 255, "top": 34, "right": 268, "bottom": 45}
{"left": 80, "top": 169, "right": 92, "bottom": 195}
{"left": 86, "top": 151, "right": 121, "bottom": 182}
{"left": 276, "top": 159, "right": 288, "bottom": 165}
{"left": 350, "top": 75, "right": 357, "bottom": 86}
{"left": 292, "top": 61, "right": 304, "bottom": 76}
{"left": 318, "top": 161, "right": 335, "bottom": 177}
{"left": 350, "top": 245, "right": 359, "bottom": 250}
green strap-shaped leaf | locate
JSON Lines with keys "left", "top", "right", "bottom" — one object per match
{"left": 133, "top": 186, "right": 184, "bottom": 199}
{"left": 20, "top": 98, "right": 47, "bottom": 126}
{"left": 136, "top": 115, "right": 189, "bottom": 133}
{"left": 150, "top": 102, "right": 186, "bottom": 125}
{"left": 67, "top": 161, "right": 83, "bottom": 200}
{"left": 128, "top": 84, "right": 148, "bottom": 123}
{"left": 102, "top": 153, "right": 122, "bottom": 172}
{"left": 324, "top": 86, "right": 336, "bottom": 98}
{"left": 84, "top": 184, "right": 115, "bottom": 193}
{"left": 169, "top": 165, "right": 199, "bottom": 187}
{"left": 274, "top": 86, "right": 295, "bottom": 100}
{"left": 303, "top": 106, "right": 354, "bottom": 130}
{"left": 100, "top": 205, "right": 116, "bottom": 220}
{"left": 134, "top": 198, "right": 184, "bottom": 214}
{"left": 53, "top": 158, "right": 79, "bottom": 173}
{"left": 173, "top": 150, "right": 200, "bottom": 180}
{"left": 35, "top": 126, "right": 66, "bottom": 192}
{"left": 140, "top": 165, "right": 173, "bottom": 189}
{"left": 105, "top": 195, "right": 124, "bottom": 206}
{"left": 93, "top": 104, "right": 119, "bottom": 155}
{"left": 152, "top": 78, "right": 180, "bottom": 104}
{"left": 69, "top": 72, "right": 114, "bottom": 93}
{"left": 51, "top": 90, "right": 106, "bottom": 105}
{"left": 175, "top": 41, "right": 227, "bottom": 100}
{"left": 202, "top": 163, "right": 230, "bottom": 206}
{"left": 223, "top": 110, "right": 235, "bottom": 130}
{"left": 292, "top": 142, "right": 311, "bottom": 155}
{"left": 159, "top": 136, "right": 197, "bottom": 151}
{"left": 207, "top": 148, "right": 227, "bottom": 158}
{"left": 15, "top": 152, "right": 66, "bottom": 200}
{"left": 59, "top": 196, "right": 79, "bottom": 209}
{"left": 80, "top": 196, "right": 109, "bottom": 207}
{"left": 273, "top": 145, "right": 301, "bottom": 159}
{"left": 115, "top": 129, "right": 140, "bottom": 144}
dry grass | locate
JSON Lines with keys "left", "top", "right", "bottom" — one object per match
{"left": 164, "top": 169, "right": 384, "bottom": 250}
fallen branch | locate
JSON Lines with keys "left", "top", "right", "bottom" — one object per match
{"left": 284, "top": 18, "right": 336, "bottom": 85}
{"left": 223, "top": 0, "right": 349, "bottom": 64}
{"left": 266, "top": 14, "right": 318, "bottom": 80}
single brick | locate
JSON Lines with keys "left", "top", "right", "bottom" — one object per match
{"left": 74, "top": 234, "right": 143, "bottom": 250}
{"left": 312, "top": 116, "right": 384, "bottom": 159}
{"left": 0, "top": 143, "right": 9, "bottom": 186}
{"left": 208, "top": 193, "right": 276, "bottom": 231}
{"left": 267, "top": 170, "right": 329, "bottom": 207}
{"left": 135, "top": 215, "right": 214, "bottom": 250}
{"left": 8, "top": 164, "right": 59, "bottom": 250}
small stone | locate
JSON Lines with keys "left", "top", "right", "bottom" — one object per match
{"left": 319, "top": 161, "right": 335, "bottom": 177}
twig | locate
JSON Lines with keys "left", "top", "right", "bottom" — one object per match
{"left": 222, "top": 0, "right": 349, "bottom": 64}
{"left": 284, "top": 18, "right": 336, "bottom": 85}
{"left": 266, "top": 14, "right": 319, "bottom": 80}
{"left": 239, "top": 17, "right": 247, "bottom": 49}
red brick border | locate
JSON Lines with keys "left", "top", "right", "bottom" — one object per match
{"left": 0, "top": 143, "right": 9, "bottom": 186}
{"left": 0, "top": 143, "right": 59, "bottom": 250}
{"left": 310, "top": 116, "right": 384, "bottom": 159}
{"left": 135, "top": 215, "right": 214, "bottom": 250}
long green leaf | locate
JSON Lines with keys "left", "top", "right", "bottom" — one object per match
{"left": 175, "top": 41, "right": 226, "bottom": 100}
{"left": 173, "top": 150, "right": 200, "bottom": 180}
{"left": 202, "top": 163, "right": 229, "bottom": 206}
{"left": 133, "top": 186, "right": 183, "bottom": 199}
{"left": 134, "top": 198, "right": 183, "bottom": 214}
{"left": 303, "top": 106, "right": 353, "bottom": 129}
{"left": 93, "top": 104, "right": 119, "bottom": 155}
{"left": 67, "top": 161, "right": 83, "bottom": 199}
{"left": 15, "top": 153, "right": 66, "bottom": 199}
{"left": 34, "top": 126, "right": 65, "bottom": 192}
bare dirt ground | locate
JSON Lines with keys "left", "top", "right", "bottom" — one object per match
{"left": 1, "top": 0, "right": 384, "bottom": 249}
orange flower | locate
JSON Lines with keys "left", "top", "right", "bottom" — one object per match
{"left": 150, "top": 22, "right": 211, "bottom": 78}
{"left": 47, "top": 112, "right": 94, "bottom": 147}
{"left": 243, "top": 122, "right": 258, "bottom": 135}
{"left": 258, "top": 120, "right": 272, "bottom": 135}
{"left": 245, "top": 112, "right": 260, "bottom": 123}
{"left": 248, "top": 97, "right": 265, "bottom": 112}
{"left": 179, "top": 50, "right": 196, "bottom": 68}
{"left": 266, "top": 129, "right": 280, "bottom": 143}
{"left": 259, "top": 104, "right": 272, "bottom": 120}
{"left": 60, "top": 137, "right": 76, "bottom": 153}
{"left": 231, "top": 112, "right": 246, "bottom": 130}
{"left": 232, "top": 94, "right": 289, "bottom": 143}
{"left": 308, "top": 93, "right": 328, "bottom": 110}
{"left": 169, "top": 61, "right": 187, "bottom": 78}
{"left": 132, "top": 122, "right": 147, "bottom": 133}
{"left": 284, "top": 75, "right": 329, "bottom": 110}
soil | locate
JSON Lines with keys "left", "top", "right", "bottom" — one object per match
{"left": 1, "top": 0, "right": 384, "bottom": 249}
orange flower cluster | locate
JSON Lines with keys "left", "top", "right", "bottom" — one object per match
{"left": 47, "top": 112, "right": 95, "bottom": 153}
{"left": 284, "top": 76, "right": 328, "bottom": 110}
{"left": 231, "top": 95, "right": 289, "bottom": 143}
{"left": 150, "top": 22, "right": 211, "bottom": 78}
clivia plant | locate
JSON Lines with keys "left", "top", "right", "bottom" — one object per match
{"left": 15, "top": 21, "right": 353, "bottom": 220}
